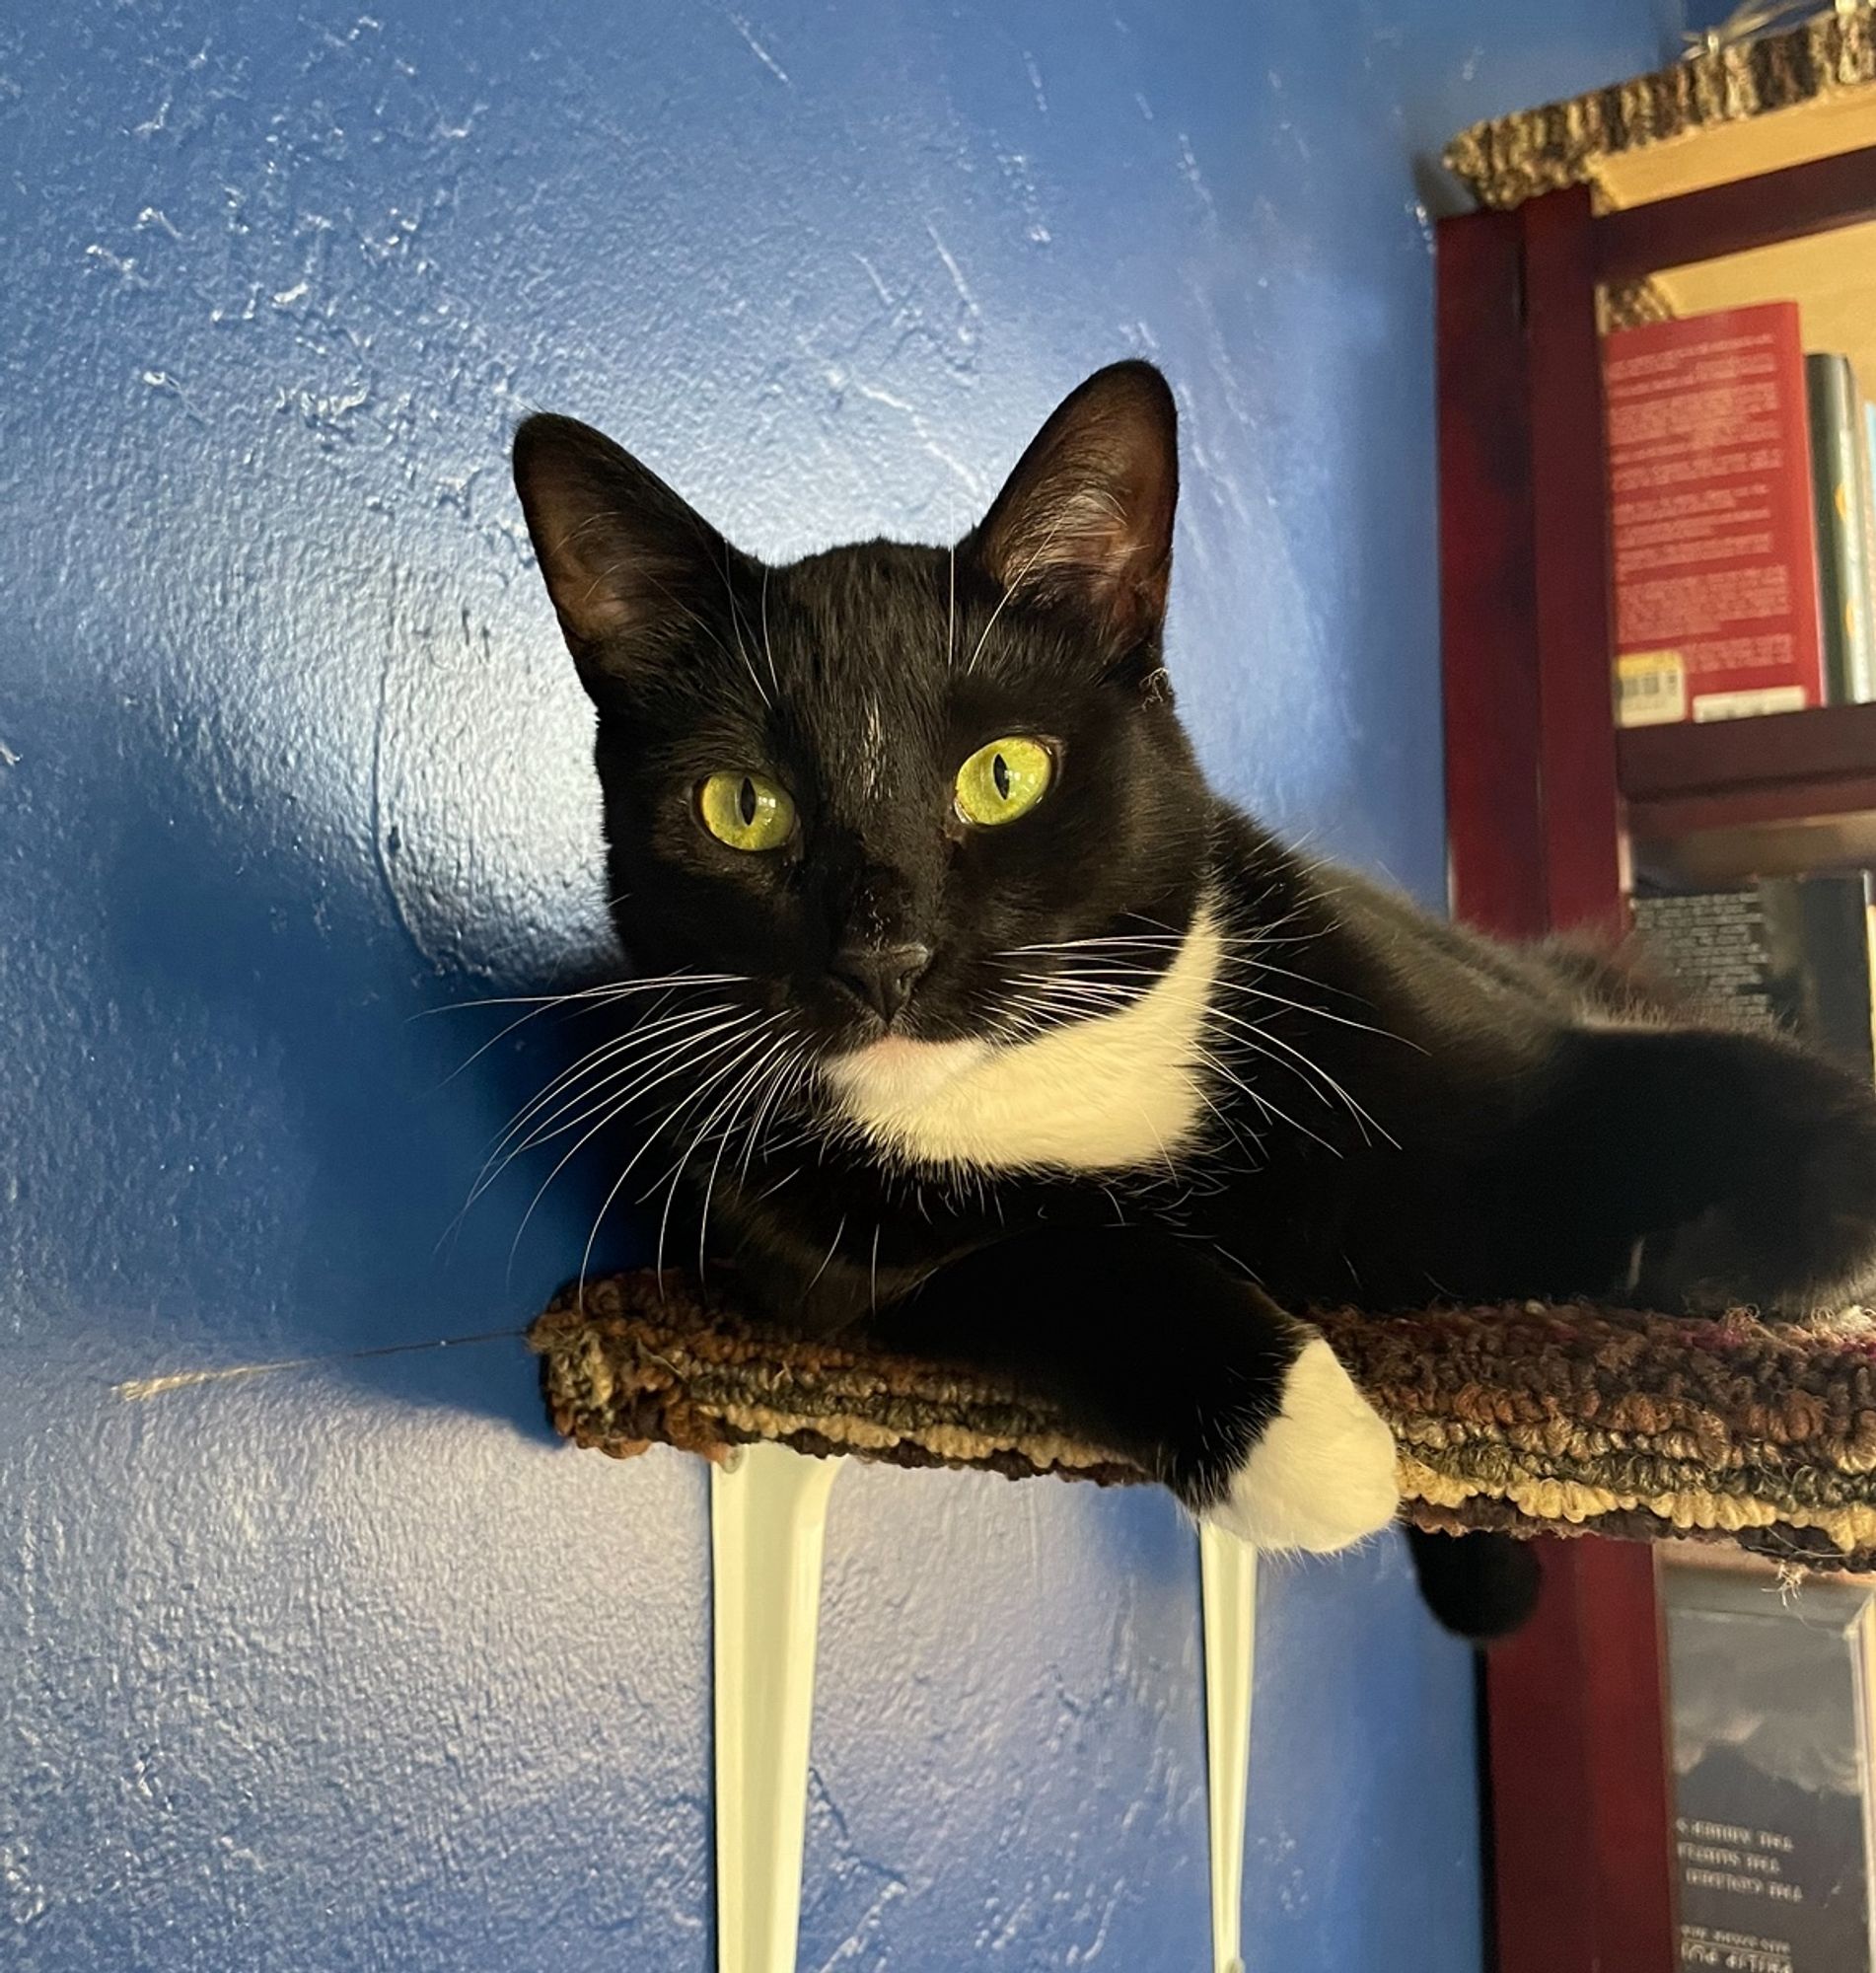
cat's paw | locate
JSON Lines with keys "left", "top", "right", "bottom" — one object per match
{"left": 1592, "top": 1026, "right": 1876, "bottom": 1315}
{"left": 1201, "top": 1338, "right": 1400, "bottom": 1553}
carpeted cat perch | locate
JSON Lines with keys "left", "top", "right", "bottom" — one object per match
{"left": 530, "top": 1273, "right": 1876, "bottom": 1571}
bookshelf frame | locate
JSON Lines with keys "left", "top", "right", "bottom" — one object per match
{"left": 1437, "top": 142, "right": 1876, "bottom": 1973}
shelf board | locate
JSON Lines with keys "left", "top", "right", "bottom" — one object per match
{"left": 1619, "top": 700, "right": 1876, "bottom": 840}
{"left": 1630, "top": 811, "right": 1876, "bottom": 889}
{"left": 1595, "top": 143, "right": 1876, "bottom": 283}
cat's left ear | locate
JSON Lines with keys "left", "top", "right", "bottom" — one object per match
{"left": 969, "top": 361, "right": 1178, "bottom": 652}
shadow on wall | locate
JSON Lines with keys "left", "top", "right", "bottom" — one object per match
{"left": 75, "top": 654, "right": 640, "bottom": 1440}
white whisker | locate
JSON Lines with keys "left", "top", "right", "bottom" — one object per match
{"left": 508, "top": 1015, "right": 761, "bottom": 1275}
{"left": 484, "top": 1013, "right": 745, "bottom": 1191}
{"left": 422, "top": 971, "right": 744, "bottom": 1018}
{"left": 802, "top": 1214, "right": 847, "bottom": 1302}
{"left": 570, "top": 1018, "right": 781, "bottom": 1301}
{"left": 438, "top": 1008, "right": 751, "bottom": 1257}
{"left": 720, "top": 544, "right": 773, "bottom": 708}
{"left": 963, "top": 508, "right": 1076, "bottom": 676}
{"left": 1232, "top": 980, "right": 1427, "bottom": 1050}
{"left": 641, "top": 1021, "right": 787, "bottom": 1289}
{"left": 691, "top": 1032, "right": 794, "bottom": 1280}
{"left": 1194, "top": 1047, "right": 1340, "bottom": 1159}
{"left": 945, "top": 537, "right": 956, "bottom": 668}
{"left": 759, "top": 561, "right": 781, "bottom": 697}
{"left": 1203, "top": 1003, "right": 1397, "bottom": 1148}
{"left": 423, "top": 971, "right": 744, "bottom": 1084}
{"left": 739, "top": 1043, "right": 812, "bottom": 1182}
{"left": 467, "top": 1003, "right": 742, "bottom": 1207}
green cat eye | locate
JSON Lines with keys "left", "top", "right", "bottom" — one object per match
{"left": 954, "top": 735, "right": 1054, "bottom": 827}
{"left": 697, "top": 770, "right": 796, "bottom": 851}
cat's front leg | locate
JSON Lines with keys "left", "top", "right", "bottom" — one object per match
{"left": 876, "top": 1227, "right": 1400, "bottom": 1553}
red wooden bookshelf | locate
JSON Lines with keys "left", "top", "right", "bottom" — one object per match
{"left": 1438, "top": 142, "right": 1876, "bottom": 1973}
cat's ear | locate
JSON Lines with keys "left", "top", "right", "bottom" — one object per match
{"left": 512, "top": 413, "right": 747, "bottom": 686}
{"left": 969, "top": 361, "right": 1178, "bottom": 650}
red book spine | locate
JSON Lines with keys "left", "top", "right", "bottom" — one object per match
{"left": 1603, "top": 301, "right": 1825, "bottom": 726}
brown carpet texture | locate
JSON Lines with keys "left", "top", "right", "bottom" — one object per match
{"left": 1444, "top": 7, "right": 1876, "bottom": 211}
{"left": 530, "top": 1272, "right": 1876, "bottom": 1570}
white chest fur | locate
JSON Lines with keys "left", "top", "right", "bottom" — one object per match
{"left": 822, "top": 912, "right": 1223, "bottom": 1175}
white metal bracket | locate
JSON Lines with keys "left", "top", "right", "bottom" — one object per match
{"left": 1200, "top": 1524, "right": 1259, "bottom": 1973}
{"left": 711, "top": 1443, "right": 844, "bottom": 1973}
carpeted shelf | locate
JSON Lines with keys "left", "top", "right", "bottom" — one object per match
{"left": 531, "top": 1272, "right": 1876, "bottom": 1571}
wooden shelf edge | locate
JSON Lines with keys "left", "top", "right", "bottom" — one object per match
{"left": 1594, "top": 142, "right": 1876, "bottom": 282}
{"left": 1620, "top": 699, "right": 1876, "bottom": 822}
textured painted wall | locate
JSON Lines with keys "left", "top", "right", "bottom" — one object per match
{"left": 2, "top": 4, "right": 1672, "bottom": 1968}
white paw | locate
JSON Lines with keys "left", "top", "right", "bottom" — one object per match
{"left": 1204, "top": 1338, "right": 1400, "bottom": 1554}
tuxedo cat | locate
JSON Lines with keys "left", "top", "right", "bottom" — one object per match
{"left": 511, "top": 363, "right": 1876, "bottom": 1636}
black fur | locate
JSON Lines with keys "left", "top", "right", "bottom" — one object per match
{"left": 511, "top": 364, "right": 1876, "bottom": 1638}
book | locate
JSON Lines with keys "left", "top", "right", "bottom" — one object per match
{"left": 1806, "top": 353, "right": 1875, "bottom": 703}
{"left": 1630, "top": 874, "right": 1876, "bottom": 1082}
{"left": 1604, "top": 304, "right": 1826, "bottom": 726}
{"left": 1866, "top": 402, "right": 1876, "bottom": 532}
{"left": 1665, "top": 1562, "right": 1876, "bottom": 1972}
{"left": 1862, "top": 400, "right": 1876, "bottom": 688}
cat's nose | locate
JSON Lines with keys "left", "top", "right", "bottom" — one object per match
{"left": 829, "top": 942, "right": 932, "bottom": 1024}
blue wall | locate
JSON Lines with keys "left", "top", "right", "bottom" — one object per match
{"left": 1, "top": 4, "right": 1672, "bottom": 1967}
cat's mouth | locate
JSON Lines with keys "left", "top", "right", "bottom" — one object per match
{"left": 821, "top": 1033, "right": 991, "bottom": 1114}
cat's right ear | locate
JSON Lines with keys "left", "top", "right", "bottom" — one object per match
{"left": 512, "top": 413, "right": 738, "bottom": 687}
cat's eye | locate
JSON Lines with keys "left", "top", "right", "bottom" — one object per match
{"left": 954, "top": 736, "right": 1054, "bottom": 828}
{"left": 696, "top": 770, "right": 796, "bottom": 851}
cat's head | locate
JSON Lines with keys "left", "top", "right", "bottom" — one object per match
{"left": 512, "top": 363, "right": 1215, "bottom": 1118}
